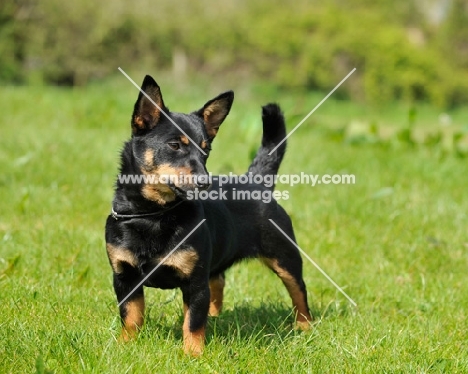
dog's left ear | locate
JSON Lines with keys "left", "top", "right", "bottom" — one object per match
{"left": 196, "top": 91, "right": 234, "bottom": 140}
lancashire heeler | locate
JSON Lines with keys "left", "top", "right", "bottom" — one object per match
{"left": 105, "top": 75, "right": 312, "bottom": 355}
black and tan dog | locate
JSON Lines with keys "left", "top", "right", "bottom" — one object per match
{"left": 105, "top": 75, "right": 312, "bottom": 355}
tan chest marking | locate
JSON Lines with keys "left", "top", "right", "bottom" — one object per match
{"left": 106, "top": 244, "right": 138, "bottom": 274}
{"left": 155, "top": 248, "right": 199, "bottom": 278}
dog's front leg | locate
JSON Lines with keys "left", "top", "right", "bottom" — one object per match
{"left": 113, "top": 272, "right": 145, "bottom": 341}
{"left": 181, "top": 282, "right": 210, "bottom": 356}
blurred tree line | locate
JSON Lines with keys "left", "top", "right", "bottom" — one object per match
{"left": 1, "top": 0, "right": 467, "bottom": 107}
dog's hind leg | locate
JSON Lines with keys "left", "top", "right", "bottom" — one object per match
{"left": 260, "top": 208, "right": 313, "bottom": 328}
{"left": 208, "top": 273, "right": 225, "bottom": 317}
{"left": 261, "top": 256, "right": 313, "bottom": 329}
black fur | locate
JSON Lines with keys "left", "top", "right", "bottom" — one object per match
{"left": 105, "top": 75, "right": 312, "bottom": 355}
{"left": 247, "top": 104, "right": 287, "bottom": 190}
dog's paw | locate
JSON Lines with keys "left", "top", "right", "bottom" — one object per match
{"left": 183, "top": 340, "right": 204, "bottom": 357}
{"left": 118, "top": 328, "right": 138, "bottom": 342}
{"left": 295, "top": 320, "right": 313, "bottom": 331}
{"left": 208, "top": 301, "right": 223, "bottom": 317}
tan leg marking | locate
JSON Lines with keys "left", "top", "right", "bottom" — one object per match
{"left": 261, "top": 258, "right": 313, "bottom": 329}
{"left": 208, "top": 274, "right": 225, "bottom": 316}
{"left": 120, "top": 295, "right": 145, "bottom": 341}
{"left": 182, "top": 303, "right": 205, "bottom": 356}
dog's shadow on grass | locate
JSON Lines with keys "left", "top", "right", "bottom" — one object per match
{"left": 205, "top": 304, "right": 302, "bottom": 344}
{"left": 144, "top": 301, "right": 345, "bottom": 347}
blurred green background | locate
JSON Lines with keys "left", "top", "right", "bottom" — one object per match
{"left": 1, "top": 0, "right": 468, "bottom": 108}
{"left": 1, "top": 1, "right": 468, "bottom": 372}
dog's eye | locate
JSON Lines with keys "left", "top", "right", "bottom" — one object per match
{"left": 168, "top": 142, "right": 180, "bottom": 151}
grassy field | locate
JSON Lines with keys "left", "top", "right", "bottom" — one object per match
{"left": 1, "top": 75, "right": 467, "bottom": 373}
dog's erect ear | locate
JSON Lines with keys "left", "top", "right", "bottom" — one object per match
{"left": 196, "top": 91, "right": 234, "bottom": 140}
{"left": 131, "top": 75, "right": 166, "bottom": 135}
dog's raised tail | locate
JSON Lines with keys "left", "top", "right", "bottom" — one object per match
{"left": 247, "top": 103, "right": 287, "bottom": 184}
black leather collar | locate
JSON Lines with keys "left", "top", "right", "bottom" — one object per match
{"left": 111, "top": 200, "right": 184, "bottom": 220}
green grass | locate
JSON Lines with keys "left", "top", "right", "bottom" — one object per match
{"left": 1, "top": 77, "right": 467, "bottom": 373}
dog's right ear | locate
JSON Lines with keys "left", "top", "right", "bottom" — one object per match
{"left": 131, "top": 75, "right": 167, "bottom": 135}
